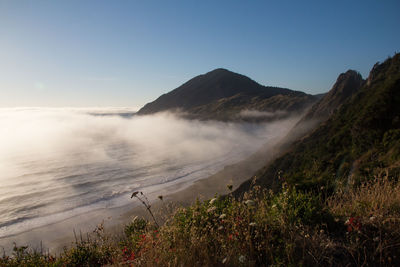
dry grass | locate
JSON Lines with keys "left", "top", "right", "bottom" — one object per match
{"left": 327, "top": 177, "right": 400, "bottom": 266}
{"left": 2, "top": 179, "right": 400, "bottom": 266}
{"left": 119, "top": 186, "right": 334, "bottom": 266}
{"left": 328, "top": 177, "right": 400, "bottom": 220}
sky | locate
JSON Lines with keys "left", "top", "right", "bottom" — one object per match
{"left": 0, "top": 0, "right": 399, "bottom": 108}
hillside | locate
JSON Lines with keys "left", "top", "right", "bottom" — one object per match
{"left": 277, "top": 69, "right": 365, "bottom": 149}
{"left": 138, "top": 68, "right": 319, "bottom": 121}
{"left": 235, "top": 53, "right": 400, "bottom": 194}
{"left": 3, "top": 55, "right": 400, "bottom": 267}
{"left": 300, "top": 70, "right": 364, "bottom": 123}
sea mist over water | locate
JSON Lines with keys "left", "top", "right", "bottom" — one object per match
{"left": 0, "top": 108, "right": 299, "bottom": 239}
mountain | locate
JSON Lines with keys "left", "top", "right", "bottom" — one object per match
{"left": 299, "top": 70, "right": 364, "bottom": 123}
{"left": 280, "top": 69, "right": 365, "bottom": 145}
{"left": 137, "top": 68, "right": 319, "bottom": 121}
{"left": 235, "top": 54, "right": 400, "bottom": 194}
{"left": 173, "top": 69, "right": 365, "bottom": 201}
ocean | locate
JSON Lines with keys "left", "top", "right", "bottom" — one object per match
{"left": 0, "top": 108, "right": 295, "bottom": 240}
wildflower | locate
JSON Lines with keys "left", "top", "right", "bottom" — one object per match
{"left": 244, "top": 200, "right": 255, "bottom": 206}
{"left": 207, "top": 206, "right": 216, "bottom": 213}
{"left": 210, "top": 198, "right": 217, "bottom": 205}
{"left": 219, "top": 214, "right": 226, "bottom": 219}
{"left": 249, "top": 222, "right": 257, "bottom": 227}
{"left": 239, "top": 255, "right": 246, "bottom": 263}
{"left": 345, "top": 216, "right": 362, "bottom": 232}
{"left": 129, "top": 252, "right": 135, "bottom": 261}
{"left": 48, "top": 256, "right": 55, "bottom": 263}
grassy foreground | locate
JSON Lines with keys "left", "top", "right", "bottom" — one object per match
{"left": 1, "top": 177, "right": 400, "bottom": 266}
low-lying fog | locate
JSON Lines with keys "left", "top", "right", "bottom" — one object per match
{"left": 0, "top": 108, "right": 299, "bottom": 239}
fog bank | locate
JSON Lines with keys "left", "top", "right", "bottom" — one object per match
{"left": 0, "top": 108, "right": 299, "bottom": 240}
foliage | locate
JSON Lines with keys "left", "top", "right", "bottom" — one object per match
{"left": 238, "top": 53, "right": 400, "bottom": 192}
{"left": 1, "top": 178, "right": 400, "bottom": 266}
{"left": 1, "top": 55, "right": 400, "bottom": 266}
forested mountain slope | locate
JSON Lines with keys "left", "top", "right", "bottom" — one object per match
{"left": 235, "top": 54, "right": 400, "bottom": 194}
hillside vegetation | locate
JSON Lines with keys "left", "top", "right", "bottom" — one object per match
{"left": 2, "top": 178, "right": 399, "bottom": 266}
{"left": 1, "top": 55, "right": 399, "bottom": 266}
{"left": 236, "top": 53, "right": 400, "bottom": 194}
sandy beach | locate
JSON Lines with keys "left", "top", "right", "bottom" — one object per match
{"left": 0, "top": 141, "right": 280, "bottom": 255}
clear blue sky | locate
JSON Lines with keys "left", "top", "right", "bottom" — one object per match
{"left": 1, "top": 0, "right": 399, "bottom": 108}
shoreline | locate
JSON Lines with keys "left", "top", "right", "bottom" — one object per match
{"left": 0, "top": 140, "right": 280, "bottom": 255}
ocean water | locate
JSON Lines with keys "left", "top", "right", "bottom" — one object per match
{"left": 0, "top": 108, "right": 295, "bottom": 239}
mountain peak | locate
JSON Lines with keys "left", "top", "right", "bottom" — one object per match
{"left": 137, "top": 68, "right": 308, "bottom": 116}
{"left": 342, "top": 69, "right": 361, "bottom": 77}
{"left": 208, "top": 68, "right": 231, "bottom": 73}
{"left": 200, "top": 68, "right": 254, "bottom": 83}
{"left": 300, "top": 69, "right": 364, "bottom": 122}
{"left": 334, "top": 70, "right": 363, "bottom": 91}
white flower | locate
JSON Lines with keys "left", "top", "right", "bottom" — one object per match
{"left": 219, "top": 214, "right": 226, "bottom": 219}
{"left": 210, "top": 198, "right": 217, "bottom": 205}
{"left": 369, "top": 216, "right": 376, "bottom": 222}
{"left": 244, "top": 200, "right": 255, "bottom": 206}
{"left": 239, "top": 255, "right": 246, "bottom": 263}
{"left": 207, "top": 206, "right": 216, "bottom": 213}
{"left": 249, "top": 222, "right": 257, "bottom": 227}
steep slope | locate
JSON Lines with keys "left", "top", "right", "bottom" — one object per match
{"left": 235, "top": 54, "right": 400, "bottom": 194}
{"left": 281, "top": 70, "right": 365, "bottom": 144}
{"left": 300, "top": 70, "right": 364, "bottom": 122}
{"left": 138, "top": 68, "right": 318, "bottom": 121}
{"left": 178, "top": 71, "right": 363, "bottom": 200}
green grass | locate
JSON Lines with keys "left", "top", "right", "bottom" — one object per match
{"left": 2, "top": 178, "right": 400, "bottom": 266}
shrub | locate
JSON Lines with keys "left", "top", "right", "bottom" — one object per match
{"left": 268, "top": 184, "right": 331, "bottom": 227}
